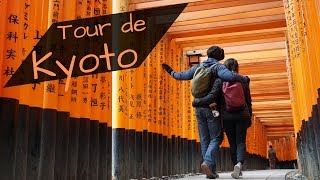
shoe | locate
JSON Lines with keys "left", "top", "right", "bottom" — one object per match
{"left": 206, "top": 175, "right": 216, "bottom": 179}
{"left": 213, "top": 172, "right": 219, "bottom": 178}
{"left": 206, "top": 172, "right": 219, "bottom": 179}
{"left": 201, "top": 162, "right": 214, "bottom": 177}
{"left": 231, "top": 162, "right": 242, "bottom": 179}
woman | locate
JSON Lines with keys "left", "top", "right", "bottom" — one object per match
{"left": 221, "top": 58, "right": 252, "bottom": 179}
{"left": 194, "top": 58, "right": 252, "bottom": 179}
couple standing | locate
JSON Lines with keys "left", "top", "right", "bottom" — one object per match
{"left": 162, "top": 46, "right": 252, "bottom": 179}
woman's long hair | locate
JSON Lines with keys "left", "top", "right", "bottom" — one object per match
{"left": 224, "top": 58, "right": 239, "bottom": 73}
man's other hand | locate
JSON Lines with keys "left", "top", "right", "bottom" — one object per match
{"left": 243, "top": 76, "right": 250, "bottom": 83}
{"left": 162, "top": 63, "right": 173, "bottom": 74}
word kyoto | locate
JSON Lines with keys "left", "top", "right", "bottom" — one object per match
{"left": 32, "top": 13, "right": 146, "bottom": 92}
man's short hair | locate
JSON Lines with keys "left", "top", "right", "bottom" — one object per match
{"left": 207, "top": 46, "right": 224, "bottom": 60}
{"left": 269, "top": 145, "right": 273, "bottom": 148}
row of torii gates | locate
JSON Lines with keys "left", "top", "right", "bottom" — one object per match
{"left": 1, "top": 0, "right": 320, "bottom": 179}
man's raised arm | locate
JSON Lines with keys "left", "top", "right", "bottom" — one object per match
{"left": 216, "top": 64, "right": 249, "bottom": 82}
{"left": 162, "top": 63, "right": 197, "bottom": 80}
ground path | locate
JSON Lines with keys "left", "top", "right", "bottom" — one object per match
{"left": 178, "top": 169, "right": 293, "bottom": 180}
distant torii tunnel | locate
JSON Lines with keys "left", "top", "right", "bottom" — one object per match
{"left": 0, "top": 0, "right": 320, "bottom": 180}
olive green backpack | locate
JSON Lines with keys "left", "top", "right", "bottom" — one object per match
{"left": 191, "top": 64, "right": 218, "bottom": 98}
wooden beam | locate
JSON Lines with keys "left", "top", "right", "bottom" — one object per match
{"left": 253, "top": 107, "right": 291, "bottom": 111}
{"left": 250, "top": 85, "right": 289, "bottom": 93}
{"left": 252, "top": 96, "right": 290, "bottom": 102}
{"left": 241, "top": 66, "right": 287, "bottom": 77}
{"left": 240, "top": 61, "right": 287, "bottom": 73}
{"left": 181, "top": 35, "right": 285, "bottom": 49}
{"left": 263, "top": 123, "right": 294, "bottom": 126}
{"left": 261, "top": 123, "right": 293, "bottom": 126}
{"left": 187, "top": 0, "right": 247, "bottom": 7}
{"left": 131, "top": 0, "right": 232, "bottom": 10}
{"left": 188, "top": 0, "right": 268, "bottom": 7}
{"left": 256, "top": 112, "right": 292, "bottom": 116}
{"left": 242, "top": 70, "right": 287, "bottom": 76}
{"left": 173, "top": 7, "right": 284, "bottom": 27}
{"left": 195, "top": 47, "right": 286, "bottom": 65}
{"left": 250, "top": 78, "right": 288, "bottom": 87}
{"left": 265, "top": 130, "right": 293, "bottom": 133}
{"left": 242, "top": 66, "right": 286, "bottom": 73}
{"left": 253, "top": 100, "right": 290, "bottom": 103}
{"left": 266, "top": 130, "right": 294, "bottom": 133}
{"left": 252, "top": 100, "right": 291, "bottom": 109}
{"left": 181, "top": 0, "right": 280, "bottom": 13}
{"left": 259, "top": 118, "right": 293, "bottom": 122}
{"left": 205, "top": 56, "right": 286, "bottom": 66}
{"left": 260, "top": 119, "right": 293, "bottom": 123}
{"left": 251, "top": 87, "right": 289, "bottom": 93}
{"left": 261, "top": 122, "right": 293, "bottom": 125}
{"left": 256, "top": 114, "right": 292, "bottom": 118}
{"left": 267, "top": 134, "right": 294, "bottom": 137}
{"left": 254, "top": 111, "right": 292, "bottom": 116}
{"left": 169, "top": 21, "right": 287, "bottom": 38}
{"left": 220, "top": 56, "right": 286, "bottom": 64}
{"left": 224, "top": 49, "right": 287, "bottom": 61}
{"left": 197, "top": 57, "right": 288, "bottom": 76}
{"left": 266, "top": 127, "right": 295, "bottom": 131}
{"left": 243, "top": 70, "right": 287, "bottom": 75}
{"left": 194, "top": 47, "right": 286, "bottom": 61}
{"left": 173, "top": 1, "right": 284, "bottom": 22}
{"left": 169, "top": 14, "right": 285, "bottom": 33}
{"left": 251, "top": 89, "right": 289, "bottom": 96}
{"left": 267, "top": 132, "right": 294, "bottom": 134}
{"left": 187, "top": 42, "right": 286, "bottom": 55}
{"left": 176, "top": 27, "right": 286, "bottom": 43}
{"left": 251, "top": 86, "right": 289, "bottom": 93}
{"left": 252, "top": 93, "right": 290, "bottom": 98}
{"left": 267, "top": 131, "right": 294, "bottom": 135}
{"left": 239, "top": 56, "right": 287, "bottom": 64}
{"left": 130, "top": 0, "right": 161, "bottom": 4}
{"left": 254, "top": 109, "right": 292, "bottom": 114}
{"left": 249, "top": 72, "right": 288, "bottom": 81}
{"left": 243, "top": 71, "right": 287, "bottom": 77}
{"left": 259, "top": 116, "right": 292, "bottom": 119}
{"left": 240, "top": 59, "right": 286, "bottom": 68}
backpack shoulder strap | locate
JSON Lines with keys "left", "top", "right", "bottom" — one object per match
{"left": 210, "top": 63, "right": 219, "bottom": 76}
{"left": 199, "top": 63, "right": 206, "bottom": 68}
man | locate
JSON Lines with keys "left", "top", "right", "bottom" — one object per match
{"left": 162, "top": 46, "right": 249, "bottom": 179}
{"left": 268, "top": 145, "right": 277, "bottom": 169}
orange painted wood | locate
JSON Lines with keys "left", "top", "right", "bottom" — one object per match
{"left": 169, "top": 14, "right": 285, "bottom": 33}
{"left": 174, "top": 1, "right": 284, "bottom": 22}
{"left": 182, "top": 0, "right": 280, "bottom": 13}
{"left": 169, "top": 21, "right": 287, "bottom": 40}
{"left": 181, "top": 36, "right": 285, "bottom": 50}
{"left": 176, "top": 27, "right": 286, "bottom": 43}
{"left": 131, "top": 0, "right": 231, "bottom": 10}
{"left": 174, "top": 7, "right": 284, "bottom": 28}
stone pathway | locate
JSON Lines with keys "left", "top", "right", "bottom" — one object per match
{"left": 178, "top": 169, "right": 294, "bottom": 180}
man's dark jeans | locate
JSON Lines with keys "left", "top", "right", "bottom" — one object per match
{"left": 223, "top": 118, "right": 249, "bottom": 165}
{"left": 195, "top": 107, "right": 223, "bottom": 171}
